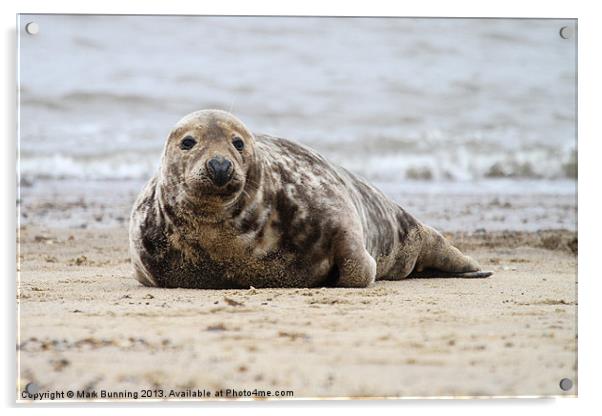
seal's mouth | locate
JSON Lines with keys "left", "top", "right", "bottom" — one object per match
{"left": 185, "top": 174, "right": 244, "bottom": 205}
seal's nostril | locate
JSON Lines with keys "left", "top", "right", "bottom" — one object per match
{"left": 208, "top": 157, "right": 231, "bottom": 173}
{"left": 207, "top": 158, "right": 217, "bottom": 174}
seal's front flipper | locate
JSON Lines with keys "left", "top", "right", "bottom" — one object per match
{"left": 333, "top": 228, "right": 377, "bottom": 288}
{"left": 410, "top": 270, "right": 493, "bottom": 279}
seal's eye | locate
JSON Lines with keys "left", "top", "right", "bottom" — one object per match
{"left": 232, "top": 137, "right": 245, "bottom": 151}
{"left": 180, "top": 136, "right": 197, "bottom": 150}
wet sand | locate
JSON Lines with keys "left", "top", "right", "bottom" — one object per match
{"left": 17, "top": 226, "right": 577, "bottom": 399}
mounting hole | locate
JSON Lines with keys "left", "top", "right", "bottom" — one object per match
{"left": 559, "top": 26, "right": 573, "bottom": 40}
{"left": 25, "top": 22, "right": 39, "bottom": 35}
{"left": 559, "top": 378, "right": 573, "bottom": 391}
{"left": 25, "top": 382, "right": 39, "bottom": 395}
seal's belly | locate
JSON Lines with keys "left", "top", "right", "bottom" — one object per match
{"left": 150, "top": 243, "right": 334, "bottom": 289}
{"left": 217, "top": 251, "right": 333, "bottom": 288}
{"left": 161, "top": 209, "right": 337, "bottom": 288}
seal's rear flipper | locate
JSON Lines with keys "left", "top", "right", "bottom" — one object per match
{"left": 413, "top": 225, "right": 492, "bottom": 279}
{"left": 410, "top": 270, "right": 493, "bottom": 279}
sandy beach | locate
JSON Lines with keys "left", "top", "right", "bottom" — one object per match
{"left": 17, "top": 225, "right": 577, "bottom": 399}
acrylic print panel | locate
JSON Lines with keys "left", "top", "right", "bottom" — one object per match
{"left": 17, "top": 15, "right": 577, "bottom": 400}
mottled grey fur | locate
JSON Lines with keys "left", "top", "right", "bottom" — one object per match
{"left": 129, "top": 110, "right": 491, "bottom": 289}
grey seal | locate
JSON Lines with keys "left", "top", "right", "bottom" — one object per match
{"left": 129, "top": 109, "right": 492, "bottom": 288}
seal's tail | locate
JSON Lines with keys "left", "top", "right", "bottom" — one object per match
{"left": 413, "top": 225, "right": 493, "bottom": 278}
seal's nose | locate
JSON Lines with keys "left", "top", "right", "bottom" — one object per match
{"left": 207, "top": 156, "right": 233, "bottom": 187}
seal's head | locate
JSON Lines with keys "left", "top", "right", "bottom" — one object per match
{"left": 160, "top": 110, "right": 256, "bottom": 206}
